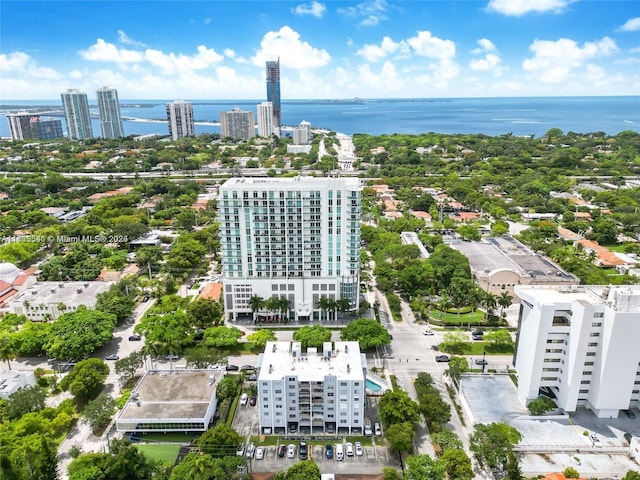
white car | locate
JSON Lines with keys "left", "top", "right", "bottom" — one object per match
{"left": 255, "top": 446, "right": 264, "bottom": 460}
{"left": 423, "top": 329, "right": 434, "bottom": 336}
{"left": 246, "top": 443, "right": 255, "bottom": 458}
{"left": 345, "top": 442, "right": 354, "bottom": 457}
{"left": 355, "top": 441, "right": 363, "bottom": 456}
{"left": 287, "top": 444, "right": 296, "bottom": 459}
{"left": 240, "top": 393, "right": 248, "bottom": 406}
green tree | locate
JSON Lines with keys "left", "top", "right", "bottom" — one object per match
{"left": 0, "top": 333, "right": 17, "bottom": 371}
{"left": 203, "top": 325, "right": 243, "bottom": 348}
{"left": 505, "top": 452, "right": 525, "bottom": 480}
{"left": 44, "top": 310, "right": 117, "bottom": 360}
{"left": 184, "top": 345, "right": 228, "bottom": 369}
{"left": 216, "top": 376, "right": 240, "bottom": 401}
{"left": 292, "top": 325, "right": 331, "bottom": 350}
{"left": 622, "top": 471, "right": 640, "bottom": 480}
{"left": 103, "top": 438, "right": 160, "bottom": 480}
{"left": 483, "top": 329, "right": 513, "bottom": 347}
{"left": 440, "top": 448, "right": 474, "bottom": 480}
{"left": 457, "top": 224, "right": 481, "bottom": 241}
{"left": 563, "top": 466, "right": 580, "bottom": 479}
{"left": 497, "top": 291, "right": 513, "bottom": 317}
{"left": 5, "top": 385, "right": 47, "bottom": 420}
{"left": 196, "top": 424, "right": 243, "bottom": 458}
{"left": 114, "top": 351, "right": 144, "bottom": 386}
{"left": 418, "top": 392, "right": 451, "bottom": 431}
{"left": 59, "top": 358, "right": 110, "bottom": 402}
{"left": 340, "top": 318, "right": 391, "bottom": 349}
{"left": 135, "top": 246, "right": 163, "bottom": 274}
{"left": 248, "top": 295, "right": 265, "bottom": 321}
{"left": 527, "top": 396, "right": 556, "bottom": 416}
{"left": 386, "top": 421, "right": 415, "bottom": 453}
{"left": 431, "top": 430, "right": 464, "bottom": 452}
{"left": 187, "top": 298, "right": 224, "bottom": 328}
{"left": 442, "top": 331, "right": 467, "bottom": 352}
{"left": 284, "top": 459, "right": 321, "bottom": 480}
{"left": 469, "top": 422, "right": 523, "bottom": 470}
{"left": 403, "top": 454, "right": 446, "bottom": 480}
{"left": 83, "top": 394, "right": 117, "bottom": 433}
{"left": 382, "top": 467, "right": 401, "bottom": 480}
{"left": 378, "top": 390, "right": 420, "bottom": 427}
{"left": 444, "top": 356, "right": 468, "bottom": 389}
{"left": 246, "top": 329, "right": 277, "bottom": 349}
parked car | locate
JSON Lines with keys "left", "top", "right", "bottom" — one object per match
{"left": 240, "top": 393, "right": 248, "bottom": 406}
{"left": 624, "top": 432, "right": 633, "bottom": 443}
{"left": 472, "top": 331, "right": 484, "bottom": 340}
{"left": 255, "top": 446, "right": 264, "bottom": 460}
{"left": 277, "top": 445, "right": 286, "bottom": 457}
{"left": 249, "top": 396, "right": 256, "bottom": 406}
{"left": 374, "top": 422, "right": 382, "bottom": 436}
{"left": 623, "top": 409, "right": 637, "bottom": 419}
{"left": 142, "top": 295, "right": 149, "bottom": 302}
{"left": 345, "top": 442, "right": 354, "bottom": 457}
{"left": 287, "top": 444, "right": 296, "bottom": 459}
{"left": 299, "top": 441, "right": 308, "bottom": 460}
{"left": 128, "top": 334, "right": 141, "bottom": 341}
{"left": 105, "top": 354, "right": 119, "bottom": 361}
{"left": 475, "top": 358, "right": 488, "bottom": 366}
{"left": 247, "top": 373, "right": 257, "bottom": 381}
{"left": 226, "top": 364, "right": 239, "bottom": 371}
{"left": 246, "top": 443, "right": 255, "bottom": 459}
{"left": 435, "top": 355, "right": 451, "bottom": 362}
{"left": 335, "top": 443, "right": 344, "bottom": 461}
{"left": 423, "top": 329, "right": 434, "bottom": 336}
{"left": 241, "top": 364, "right": 255, "bottom": 371}
{"left": 325, "top": 444, "right": 333, "bottom": 459}
{"left": 355, "top": 442, "right": 363, "bottom": 456}
{"left": 164, "top": 354, "right": 179, "bottom": 360}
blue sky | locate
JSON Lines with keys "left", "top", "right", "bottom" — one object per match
{"left": 1, "top": 0, "right": 639, "bottom": 99}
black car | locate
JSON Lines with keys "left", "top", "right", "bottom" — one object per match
{"left": 226, "top": 364, "right": 239, "bottom": 371}
{"left": 475, "top": 359, "right": 488, "bottom": 366}
{"left": 142, "top": 295, "right": 149, "bottom": 302}
{"left": 435, "top": 355, "right": 450, "bottom": 362}
{"left": 249, "top": 397, "right": 256, "bottom": 406}
{"left": 623, "top": 409, "right": 637, "bottom": 419}
{"left": 241, "top": 365, "right": 256, "bottom": 371}
{"left": 277, "top": 445, "right": 287, "bottom": 458}
{"left": 325, "top": 444, "right": 333, "bottom": 459}
{"left": 128, "top": 334, "right": 141, "bottom": 341}
{"left": 299, "top": 441, "right": 308, "bottom": 460}
{"left": 624, "top": 432, "right": 633, "bottom": 443}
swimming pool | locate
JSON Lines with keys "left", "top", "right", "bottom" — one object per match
{"left": 366, "top": 378, "right": 383, "bottom": 392}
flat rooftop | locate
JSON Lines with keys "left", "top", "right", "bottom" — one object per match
{"left": 516, "top": 284, "right": 640, "bottom": 309}
{"left": 118, "top": 369, "right": 220, "bottom": 421}
{"left": 221, "top": 176, "right": 361, "bottom": 189}
{"left": 459, "top": 374, "right": 527, "bottom": 425}
{"left": 258, "top": 341, "right": 365, "bottom": 382}
{"left": 452, "top": 237, "right": 576, "bottom": 281}
{"left": 10, "top": 281, "right": 113, "bottom": 305}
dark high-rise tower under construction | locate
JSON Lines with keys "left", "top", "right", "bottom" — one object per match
{"left": 266, "top": 59, "right": 281, "bottom": 132}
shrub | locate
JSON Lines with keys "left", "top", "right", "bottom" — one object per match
{"left": 563, "top": 466, "right": 580, "bottom": 479}
{"left": 527, "top": 396, "right": 556, "bottom": 416}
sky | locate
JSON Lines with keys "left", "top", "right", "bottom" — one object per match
{"left": 1, "top": 0, "right": 639, "bottom": 100}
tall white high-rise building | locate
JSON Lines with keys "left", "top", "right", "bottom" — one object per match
{"left": 61, "top": 89, "right": 93, "bottom": 140}
{"left": 219, "top": 177, "right": 361, "bottom": 321}
{"left": 96, "top": 87, "right": 124, "bottom": 139}
{"left": 293, "top": 120, "right": 311, "bottom": 145}
{"left": 515, "top": 285, "right": 640, "bottom": 418}
{"left": 257, "top": 102, "right": 274, "bottom": 138}
{"left": 220, "top": 107, "right": 255, "bottom": 141}
{"left": 166, "top": 100, "right": 195, "bottom": 141}
{"left": 257, "top": 341, "right": 366, "bottom": 435}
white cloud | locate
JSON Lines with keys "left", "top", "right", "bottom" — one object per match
{"left": 252, "top": 26, "right": 330, "bottom": 69}
{"left": 619, "top": 17, "right": 640, "bottom": 32}
{"left": 117, "top": 30, "right": 147, "bottom": 48}
{"left": 337, "top": 0, "right": 388, "bottom": 26}
{"left": 472, "top": 38, "right": 496, "bottom": 54}
{"left": 470, "top": 38, "right": 502, "bottom": 73}
{"left": 144, "top": 45, "right": 224, "bottom": 74}
{"left": 79, "top": 39, "right": 144, "bottom": 63}
{"left": 356, "top": 36, "right": 408, "bottom": 62}
{"left": 223, "top": 48, "right": 236, "bottom": 58}
{"left": 523, "top": 37, "right": 618, "bottom": 82}
{"left": 203, "top": 17, "right": 212, "bottom": 25}
{"left": 487, "top": 0, "right": 575, "bottom": 16}
{"left": 407, "top": 31, "right": 456, "bottom": 60}
{"left": 292, "top": 1, "right": 326, "bottom": 18}
{"left": 0, "top": 52, "right": 63, "bottom": 80}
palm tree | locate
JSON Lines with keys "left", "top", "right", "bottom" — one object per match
{"left": 326, "top": 298, "right": 338, "bottom": 321}
{"left": 277, "top": 297, "right": 290, "bottom": 322}
{"left": 498, "top": 292, "right": 513, "bottom": 318}
{"left": 437, "top": 293, "right": 452, "bottom": 320}
{"left": 264, "top": 297, "right": 281, "bottom": 323}
{"left": 317, "top": 296, "right": 331, "bottom": 322}
{"left": 248, "top": 295, "right": 264, "bottom": 322}
{"left": 482, "top": 292, "right": 498, "bottom": 322}
{"left": 336, "top": 297, "right": 352, "bottom": 318}
{"left": 0, "top": 334, "right": 17, "bottom": 371}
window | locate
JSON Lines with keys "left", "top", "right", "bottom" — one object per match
{"left": 593, "top": 312, "right": 604, "bottom": 318}
{"left": 584, "top": 362, "right": 594, "bottom": 366}
{"left": 579, "top": 389, "right": 589, "bottom": 394}
{"left": 587, "top": 342, "right": 598, "bottom": 347}
{"left": 582, "top": 371, "right": 593, "bottom": 376}
{"left": 580, "top": 380, "right": 590, "bottom": 384}
{"left": 590, "top": 332, "right": 600, "bottom": 337}
{"left": 586, "top": 352, "right": 596, "bottom": 357}
{"left": 592, "top": 322, "right": 602, "bottom": 327}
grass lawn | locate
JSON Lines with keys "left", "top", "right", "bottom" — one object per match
{"left": 136, "top": 444, "right": 181, "bottom": 464}
{"left": 429, "top": 309, "right": 486, "bottom": 325}
{"left": 132, "top": 432, "right": 197, "bottom": 443}
{"left": 441, "top": 341, "right": 514, "bottom": 355}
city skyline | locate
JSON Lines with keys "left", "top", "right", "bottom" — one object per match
{"left": 1, "top": 1, "right": 638, "bottom": 100}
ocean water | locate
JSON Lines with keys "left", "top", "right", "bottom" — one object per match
{"left": 1, "top": 96, "right": 638, "bottom": 139}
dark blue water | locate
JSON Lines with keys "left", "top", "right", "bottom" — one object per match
{"left": 1, "top": 97, "right": 638, "bottom": 138}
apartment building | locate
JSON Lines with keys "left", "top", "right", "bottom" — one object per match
{"left": 257, "top": 341, "right": 366, "bottom": 435}
{"left": 96, "top": 86, "right": 124, "bottom": 139}
{"left": 515, "top": 285, "right": 640, "bottom": 418}
{"left": 60, "top": 89, "right": 93, "bottom": 140}
{"left": 218, "top": 176, "right": 361, "bottom": 321}
{"left": 257, "top": 102, "right": 274, "bottom": 138}
{"left": 166, "top": 100, "right": 195, "bottom": 141}
{"left": 220, "top": 107, "right": 255, "bottom": 141}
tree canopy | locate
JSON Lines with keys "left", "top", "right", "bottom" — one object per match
{"left": 340, "top": 318, "right": 391, "bottom": 349}
{"left": 44, "top": 310, "right": 116, "bottom": 360}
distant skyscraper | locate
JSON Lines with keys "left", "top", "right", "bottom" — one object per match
{"left": 6, "top": 113, "right": 33, "bottom": 140}
{"left": 257, "top": 102, "right": 274, "bottom": 138}
{"left": 60, "top": 89, "right": 93, "bottom": 140}
{"left": 166, "top": 100, "right": 195, "bottom": 141}
{"left": 266, "top": 59, "right": 281, "bottom": 132}
{"left": 30, "top": 118, "right": 63, "bottom": 140}
{"left": 220, "top": 107, "right": 255, "bottom": 141}
{"left": 7, "top": 112, "right": 64, "bottom": 141}
{"left": 293, "top": 120, "right": 311, "bottom": 145}
{"left": 96, "top": 87, "right": 124, "bottom": 139}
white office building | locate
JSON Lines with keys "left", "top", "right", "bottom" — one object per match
{"left": 219, "top": 177, "right": 361, "bottom": 321}
{"left": 257, "top": 341, "right": 366, "bottom": 435}
{"left": 61, "top": 89, "right": 93, "bottom": 140}
{"left": 96, "top": 86, "right": 124, "bottom": 139}
{"left": 166, "top": 100, "right": 195, "bottom": 141}
{"left": 257, "top": 102, "right": 274, "bottom": 138}
{"left": 293, "top": 120, "right": 311, "bottom": 145}
{"left": 515, "top": 285, "right": 640, "bottom": 418}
